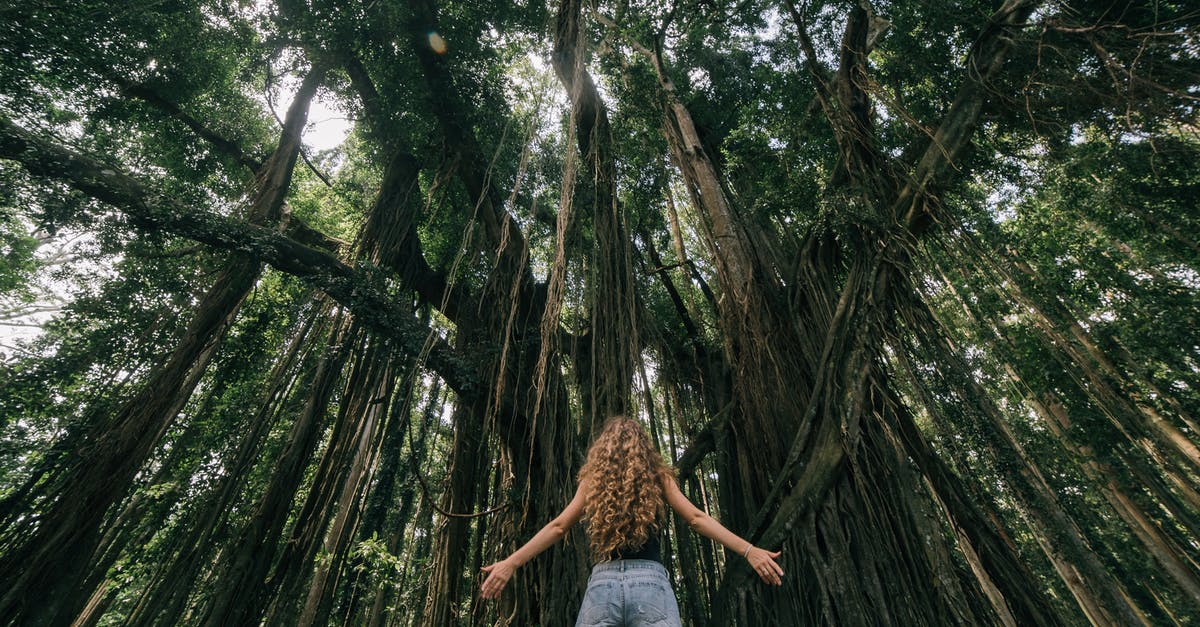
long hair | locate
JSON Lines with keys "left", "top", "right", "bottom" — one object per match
{"left": 578, "top": 415, "right": 673, "bottom": 561}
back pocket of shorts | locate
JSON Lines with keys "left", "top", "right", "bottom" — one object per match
{"left": 577, "top": 580, "right": 617, "bottom": 626}
{"left": 627, "top": 580, "right": 672, "bottom": 624}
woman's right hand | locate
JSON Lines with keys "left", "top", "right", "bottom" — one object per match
{"left": 746, "top": 546, "right": 784, "bottom": 585}
{"left": 480, "top": 559, "right": 516, "bottom": 599}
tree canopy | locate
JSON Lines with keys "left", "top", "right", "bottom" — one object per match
{"left": 0, "top": 0, "right": 1198, "bottom": 625}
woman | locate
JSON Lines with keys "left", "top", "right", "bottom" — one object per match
{"left": 480, "top": 415, "right": 784, "bottom": 626}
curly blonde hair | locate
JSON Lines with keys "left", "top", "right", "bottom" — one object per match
{"left": 578, "top": 416, "right": 673, "bottom": 561}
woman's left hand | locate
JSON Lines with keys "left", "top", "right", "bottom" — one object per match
{"left": 480, "top": 560, "right": 516, "bottom": 599}
{"left": 746, "top": 547, "right": 784, "bottom": 586}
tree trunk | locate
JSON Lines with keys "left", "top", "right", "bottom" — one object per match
{"left": 927, "top": 253, "right": 1200, "bottom": 607}
{"left": 122, "top": 308, "right": 324, "bottom": 626}
{"left": 199, "top": 307, "right": 353, "bottom": 627}
{"left": 0, "top": 67, "right": 325, "bottom": 626}
{"left": 898, "top": 299, "right": 1149, "bottom": 624}
{"left": 0, "top": 255, "right": 259, "bottom": 627}
{"left": 290, "top": 338, "right": 398, "bottom": 626}
{"left": 420, "top": 401, "right": 487, "bottom": 626}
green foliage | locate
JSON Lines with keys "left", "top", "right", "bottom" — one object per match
{"left": 0, "top": 206, "right": 37, "bottom": 297}
{"left": 2, "top": 0, "right": 1199, "bottom": 625}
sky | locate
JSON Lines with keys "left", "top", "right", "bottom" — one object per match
{"left": 298, "top": 93, "right": 354, "bottom": 152}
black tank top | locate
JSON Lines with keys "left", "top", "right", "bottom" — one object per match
{"left": 607, "top": 531, "right": 661, "bottom": 562}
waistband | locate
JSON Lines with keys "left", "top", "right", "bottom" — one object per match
{"left": 591, "top": 559, "right": 666, "bottom": 575}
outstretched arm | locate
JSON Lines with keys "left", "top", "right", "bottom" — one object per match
{"left": 480, "top": 477, "right": 589, "bottom": 599}
{"left": 662, "top": 473, "right": 784, "bottom": 585}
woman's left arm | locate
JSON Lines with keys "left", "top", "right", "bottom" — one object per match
{"left": 480, "top": 478, "right": 588, "bottom": 599}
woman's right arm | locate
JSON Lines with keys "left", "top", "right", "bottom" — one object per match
{"left": 661, "top": 474, "right": 784, "bottom": 585}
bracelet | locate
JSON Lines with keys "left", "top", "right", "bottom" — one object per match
{"left": 742, "top": 543, "right": 753, "bottom": 559}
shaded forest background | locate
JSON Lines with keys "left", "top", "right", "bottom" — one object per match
{"left": 0, "top": 0, "right": 1198, "bottom": 625}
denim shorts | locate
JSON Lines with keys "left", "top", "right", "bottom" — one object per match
{"left": 574, "top": 559, "right": 682, "bottom": 627}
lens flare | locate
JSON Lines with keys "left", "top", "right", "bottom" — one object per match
{"left": 428, "top": 32, "right": 447, "bottom": 55}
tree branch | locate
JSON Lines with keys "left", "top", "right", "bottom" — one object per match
{"left": 110, "top": 75, "right": 347, "bottom": 252}
{"left": 112, "top": 77, "right": 265, "bottom": 172}
{"left": 895, "top": 0, "right": 1042, "bottom": 231}
{"left": 405, "top": 0, "right": 532, "bottom": 269}
{"left": 674, "top": 402, "right": 733, "bottom": 476}
{"left": 339, "top": 51, "right": 465, "bottom": 323}
{"left": 782, "top": 0, "right": 835, "bottom": 114}
{"left": 0, "top": 116, "right": 480, "bottom": 397}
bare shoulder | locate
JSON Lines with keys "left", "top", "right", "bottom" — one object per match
{"left": 575, "top": 475, "right": 592, "bottom": 500}
{"left": 659, "top": 471, "right": 688, "bottom": 507}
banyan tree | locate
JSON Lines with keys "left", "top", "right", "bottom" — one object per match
{"left": 0, "top": 0, "right": 1197, "bottom": 624}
